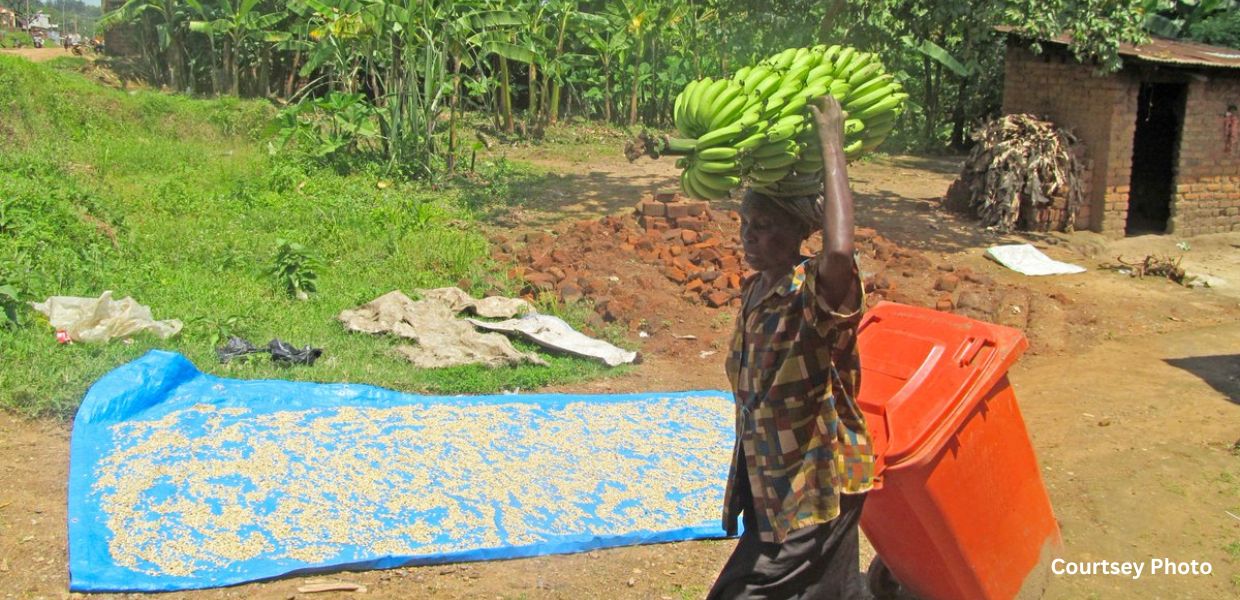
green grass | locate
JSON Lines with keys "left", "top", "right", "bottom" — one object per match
{"left": 0, "top": 30, "right": 34, "bottom": 48}
{"left": 0, "top": 55, "right": 622, "bottom": 418}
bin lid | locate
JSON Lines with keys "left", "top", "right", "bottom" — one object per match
{"left": 856, "top": 302, "right": 1028, "bottom": 467}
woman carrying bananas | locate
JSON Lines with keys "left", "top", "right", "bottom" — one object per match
{"left": 707, "top": 94, "right": 873, "bottom": 600}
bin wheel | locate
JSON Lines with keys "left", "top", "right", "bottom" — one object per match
{"left": 867, "top": 556, "right": 906, "bottom": 600}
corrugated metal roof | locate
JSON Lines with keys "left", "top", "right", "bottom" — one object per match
{"left": 999, "top": 26, "right": 1240, "bottom": 70}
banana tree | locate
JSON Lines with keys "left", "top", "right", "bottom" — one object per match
{"left": 610, "top": 0, "right": 689, "bottom": 126}
{"left": 577, "top": 22, "right": 629, "bottom": 123}
{"left": 187, "top": 0, "right": 286, "bottom": 96}
{"left": 539, "top": 3, "right": 607, "bottom": 124}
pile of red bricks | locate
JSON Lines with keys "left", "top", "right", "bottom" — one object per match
{"left": 632, "top": 194, "right": 748, "bottom": 308}
{"left": 490, "top": 192, "right": 752, "bottom": 331}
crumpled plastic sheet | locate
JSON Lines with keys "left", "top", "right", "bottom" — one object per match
{"left": 31, "top": 291, "right": 182, "bottom": 342}
{"left": 68, "top": 351, "right": 735, "bottom": 591}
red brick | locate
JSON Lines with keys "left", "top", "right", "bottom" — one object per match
{"left": 681, "top": 229, "right": 700, "bottom": 244}
{"left": 674, "top": 217, "right": 703, "bottom": 232}
{"left": 559, "top": 283, "right": 584, "bottom": 303}
{"left": 666, "top": 203, "right": 691, "bottom": 219}
{"left": 640, "top": 201, "right": 666, "bottom": 217}
{"left": 664, "top": 267, "right": 688, "bottom": 284}
{"left": 525, "top": 272, "right": 557, "bottom": 291}
{"left": 706, "top": 291, "right": 732, "bottom": 308}
{"left": 935, "top": 274, "right": 960, "bottom": 292}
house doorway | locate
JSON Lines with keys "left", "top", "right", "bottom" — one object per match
{"left": 1126, "top": 82, "right": 1186, "bottom": 235}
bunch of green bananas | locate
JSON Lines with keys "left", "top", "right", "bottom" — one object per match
{"left": 659, "top": 45, "right": 907, "bottom": 200}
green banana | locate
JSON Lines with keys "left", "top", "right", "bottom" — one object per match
{"left": 742, "top": 66, "right": 773, "bottom": 95}
{"left": 805, "top": 63, "right": 834, "bottom": 84}
{"left": 698, "top": 146, "right": 740, "bottom": 161}
{"left": 735, "top": 108, "right": 763, "bottom": 129}
{"left": 769, "top": 48, "right": 797, "bottom": 70}
{"left": 862, "top": 120, "right": 897, "bottom": 141}
{"left": 748, "top": 166, "right": 792, "bottom": 184}
{"left": 695, "top": 169, "right": 742, "bottom": 193}
{"left": 844, "top": 118, "right": 865, "bottom": 135}
{"left": 778, "top": 95, "right": 808, "bottom": 119}
{"left": 696, "top": 159, "right": 741, "bottom": 175}
{"left": 733, "top": 66, "right": 752, "bottom": 84}
{"left": 754, "top": 151, "right": 798, "bottom": 170}
{"left": 821, "top": 45, "right": 843, "bottom": 66}
{"left": 843, "top": 139, "right": 864, "bottom": 159}
{"left": 707, "top": 82, "right": 744, "bottom": 122}
{"left": 765, "top": 121, "right": 801, "bottom": 143}
{"left": 752, "top": 71, "right": 784, "bottom": 101}
{"left": 696, "top": 123, "right": 746, "bottom": 149}
{"left": 795, "top": 157, "right": 823, "bottom": 172}
{"left": 832, "top": 47, "right": 856, "bottom": 75}
{"left": 686, "top": 167, "right": 729, "bottom": 199}
{"left": 846, "top": 73, "right": 894, "bottom": 102}
{"left": 675, "top": 80, "right": 698, "bottom": 136}
{"left": 838, "top": 52, "right": 871, "bottom": 80}
{"left": 680, "top": 169, "right": 696, "bottom": 199}
{"left": 752, "top": 139, "right": 798, "bottom": 158}
{"left": 847, "top": 62, "right": 883, "bottom": 87}
{"left": 686, "top": 77, "right": 714, "bottom": 133}
{"left": 801, "top": 82, "right": 830, "bottom": 103}
{"left": 844, "top": 84, "right": 898, "bottom": 112}
{"left": 709, "top": 92, "right": 750, "bottom": 130}
{"left": 855, "top": 93, "right": 908, "bottom": 120}
{"left": 863, "top": 110, "right": 899, "bottom": 130}
{"left": 780, "top": 64, "right": 812, "bottom": 89}
{"left": 827, "top": 81, "right": 852, "bottom": 99}
{"left": 733, "top": 131, "right": 768, "bottom": 151}
{"left": 693, "top": 78, "right": 731, "bottom": 132}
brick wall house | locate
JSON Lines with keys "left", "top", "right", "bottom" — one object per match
{"left": 100, "top": 0, "right": 140, "bottom": 57}
{"left": 1001, "top": 32, "right": 1240, "bottom": 237}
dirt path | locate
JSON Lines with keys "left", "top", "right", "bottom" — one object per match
{"left": 0, "top": 47, "right": 76, "bottom": 63}
{"left": 1, "top": 146, "right": 1238, "bottom": 599}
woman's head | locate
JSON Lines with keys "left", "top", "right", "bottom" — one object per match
{"left": 740, "top": 189, "right": 818, "bottom": 273}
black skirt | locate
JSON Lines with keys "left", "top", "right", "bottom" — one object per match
{"left": 707, "top": 460, "right": 868, "bottom": 600}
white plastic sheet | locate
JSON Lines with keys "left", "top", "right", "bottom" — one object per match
{"left": 469, "top": 314, "right": 639, "bottom": 367}
{"left": 31, "top": 291, "right": 182, "bottom": 343}
{"left": 985, "top": 244, "right": 1086, "bottom": 276}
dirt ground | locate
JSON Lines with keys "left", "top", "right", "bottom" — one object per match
{"left": 0, "top": 47, "right": 75, "bottom": 63}
{"left": 1, "top": 142, "right": 1238, "bottom": 600}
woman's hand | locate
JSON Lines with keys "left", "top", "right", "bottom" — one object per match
{"left": 807, "top": 95, "right": 846, "bottom": 148}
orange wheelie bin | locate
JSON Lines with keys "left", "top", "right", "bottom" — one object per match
{"left": 855, "top": 302, "right": 1061, "bottom": 600}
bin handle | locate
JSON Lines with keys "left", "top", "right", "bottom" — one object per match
{"left": 953, "top": 336, "right": 987, "bottom": 367}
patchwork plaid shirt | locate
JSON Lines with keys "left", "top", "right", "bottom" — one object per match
{"left": 723, "top": 255, "right": 874, "bottom": 543}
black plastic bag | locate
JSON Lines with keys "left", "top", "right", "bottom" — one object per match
{"left": 216, "top": 336, "right": 322, "bottom": 366}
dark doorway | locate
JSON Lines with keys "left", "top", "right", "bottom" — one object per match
{"left": 1126, "top": 82, "right": 1186, "bottom": 235}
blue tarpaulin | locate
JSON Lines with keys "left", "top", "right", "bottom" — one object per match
{"left": 69, "top": 351, "right": 736, "bottom": 592}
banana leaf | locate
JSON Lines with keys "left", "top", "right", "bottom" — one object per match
{"left": 901, "top": 36, "right": 974, "bottom": 78}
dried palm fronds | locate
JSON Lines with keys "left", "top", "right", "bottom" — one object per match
{"left": 947, "top": 114, "right": 1086, "bottom": 232}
